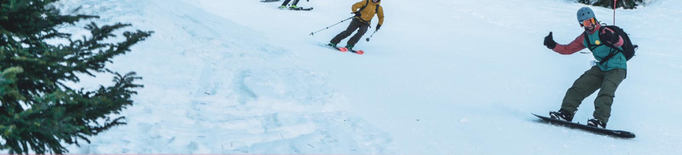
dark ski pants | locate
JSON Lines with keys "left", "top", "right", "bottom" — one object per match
{"left": 330, "top": 18, "right": 368, "bottom": 47}
{"left": 281, "top": 0, "right": 299, "bottom": 6}
{"left": 560, "top": 66, "right": 626, "bottom": 124}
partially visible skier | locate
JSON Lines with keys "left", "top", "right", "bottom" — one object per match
{"left": 280, "top": 0, "right": 305, "bottom": 9}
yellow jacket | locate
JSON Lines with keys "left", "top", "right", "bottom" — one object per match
{"left": 352, "top": 0, "right": 384, "bottom": 26}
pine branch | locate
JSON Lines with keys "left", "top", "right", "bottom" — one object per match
{"left": 0, "top": 0, "right": 152, "bottom": 154}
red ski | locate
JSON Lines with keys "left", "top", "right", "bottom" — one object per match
{"left": 320, "top": 43, "right": 365, "bottom": 55}
{"left": 338, "top": 47, "right": 364, "bottom": 55}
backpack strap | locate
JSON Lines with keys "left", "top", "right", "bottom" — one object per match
{"left": 584, "top": 32, "right": 596, "bottom": 51}
{"left": 600, "top": 26, "right": 625, "bottom": 53}
{"left": 376, "top": 4, "right": 380, "bottom": 14}
{"left": 356, "top": 0, "right": 379, "bottom": 25}
{"left": 597, "top": 26, "right": 626, "bottom": 65}
{"left": 358, "top": 0, "right": 379, "bottom": 15}
{"left": 358, "top": 0, "right": 370, "bottom": 12}
{"left": 584, "top": 26, "right": 620, "bottom": 65}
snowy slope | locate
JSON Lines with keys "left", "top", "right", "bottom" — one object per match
{"left": 35, "top": 0, "right": 682, "bottom": 154}
{"left": 53, "top": 0, "right": 394, "bottom": 154}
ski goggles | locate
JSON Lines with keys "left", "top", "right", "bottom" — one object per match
{"left": 580, "top": 18, "right": 596, "bottom": 27}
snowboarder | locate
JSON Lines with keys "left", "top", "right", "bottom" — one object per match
{"left": 543, "top": 7, "right": 627, "bottom": 129}
{"left": 327, "top": 0, "right": 384, "bottom": 51}
{"left": 279, "top": 0, "right": 306, "bottom": 9}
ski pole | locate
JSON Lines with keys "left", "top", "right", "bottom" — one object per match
{"left": 613, "top": 0, "right": 617, "bottom": 25}
{"left": 365, "top": 30, "right": 377, "bottom": 42}
{"left": 310, "top": 17, "right": 353, "bottom": 36}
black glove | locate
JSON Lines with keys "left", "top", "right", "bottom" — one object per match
{"left": 353, "top": 11, "right": 361, "bottom": 17}
{"left": 601, "top": 30, "right": 619, "bottom": 44}
{"left": 376, "top": 24, "right": 381, "bottom": 31}
{"left": 544, "top": 32, "right": 557, "bottom": 49}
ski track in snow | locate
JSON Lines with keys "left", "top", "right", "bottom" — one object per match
{"left": 49, "top": 0, "right": 395, "bottom": 154}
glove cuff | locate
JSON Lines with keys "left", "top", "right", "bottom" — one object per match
{"left": 549, "top": 42, "right": 557, "bottom": 49}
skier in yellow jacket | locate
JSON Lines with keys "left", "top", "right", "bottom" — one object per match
{"left": 328, "top": 0, "right": 384, "bottom": 50}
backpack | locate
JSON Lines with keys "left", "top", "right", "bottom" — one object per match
{"left": 584, "top": 25, "right": 637, "bottom": 65}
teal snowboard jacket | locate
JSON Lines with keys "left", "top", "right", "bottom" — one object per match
{"left": 552, "top": 24, "right": 627, "bottom": 71}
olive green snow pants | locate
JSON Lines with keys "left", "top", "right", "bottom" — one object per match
{"left": 560, "top": 66, "right": 626, "bottom": 124}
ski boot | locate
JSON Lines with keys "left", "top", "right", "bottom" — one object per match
{"left": 289, "top": 5, "right": 298, "bottom": 9}
{"left": 549, "top": 110, "right": 573, "bottom": 122}
{"left": 279, "top": 5, "right": 287, "bottom": 9}
{"left": 342, "top": 44, "right": 354, "bottom": 52}
{"left": 327, "top": 42, "right": 337, "bottom": 48}
{"left": 345, "top": 44, "right": 354, "bottom": 50}
{"left": 338, "top": 44, "right": 353, "bottom": 52}
{"left": 587, "top": 118, "right": 607, "bottom": 129}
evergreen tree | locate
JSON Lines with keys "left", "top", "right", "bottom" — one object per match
{"left": 577, "top": 0, "right": 644, "bottom": 9}
{"left": 0, "top": 0, "right": 153, "bottom": 154}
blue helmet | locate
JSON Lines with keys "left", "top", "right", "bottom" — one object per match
{"left": 576, "top": 7, "right": 596, "bottom": 22}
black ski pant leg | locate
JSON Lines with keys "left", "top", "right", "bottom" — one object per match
{"left": 331, "top": 19, "right": 361, "bottom": 44}
{"left": 281, "top": 0, "right": 291, "bottom": 6}
{"left": 347, "top": 21, "right": 369, "bottom": 47}
{"left": 292, "top": 0, "right": 300, "bottom": 5}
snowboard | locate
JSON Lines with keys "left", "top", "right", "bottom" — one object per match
{"left": 319, "top": 43, "right": 364, "bottom": 55}
{"left": 532, "top": 113, "right": 635, "bottom": 138}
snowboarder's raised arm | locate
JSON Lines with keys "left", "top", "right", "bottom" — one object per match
{"left": 552, "top": 34, "right": 586, "bottom": 55}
